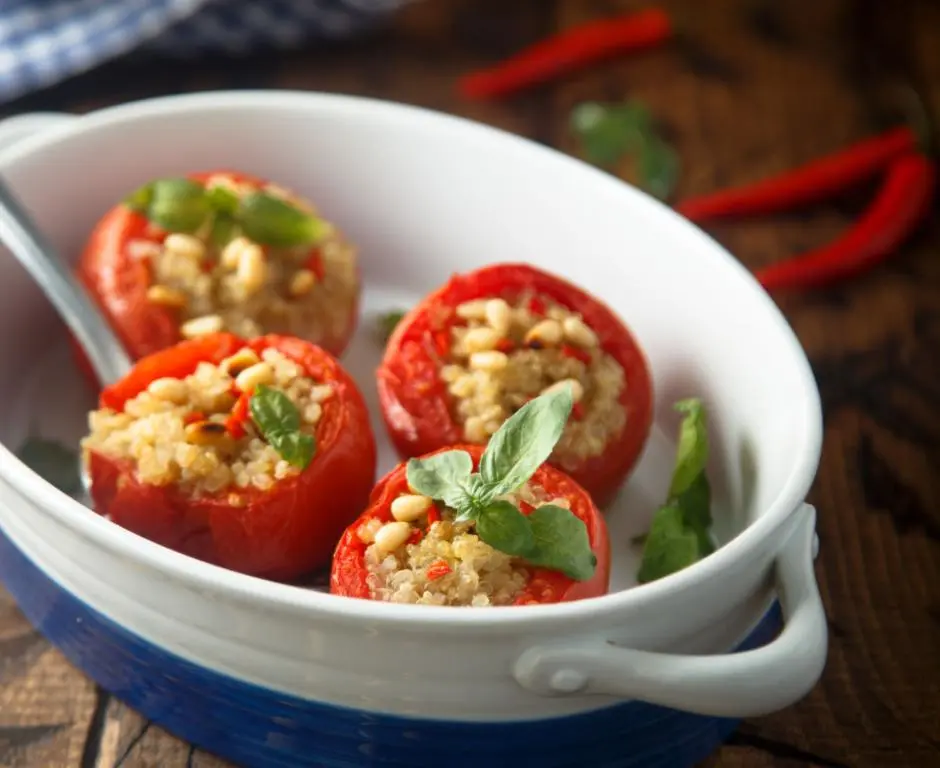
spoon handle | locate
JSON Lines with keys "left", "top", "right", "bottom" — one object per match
{"left": 0, "top": 177, "right": 132, "bottom": 385}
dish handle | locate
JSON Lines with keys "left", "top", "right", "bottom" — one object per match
{"left": 513, "top": 503, "right": 827, "bottom": 718}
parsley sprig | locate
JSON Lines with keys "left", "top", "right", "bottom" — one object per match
{"left": 637, "top": 398, "right": 715, "bottom": 583}
{"left": 405, "top": 385, "right": 596, "bottom": 581}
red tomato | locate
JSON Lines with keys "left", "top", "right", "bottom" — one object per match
{"left": 87, "top": 333, "right": 377, "bottom": 582}
{"left": 74, "top": 170, "right": 359, "bottom": 384}
{"left": 376, "top": 264, "right": 654, "bottom": 507}
{"left": 330, "top": 444, "right": 610, "bottom": 604}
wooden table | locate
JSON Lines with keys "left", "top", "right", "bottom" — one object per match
{"left": 1, "top": 0, "right": 938, "bottom": 766}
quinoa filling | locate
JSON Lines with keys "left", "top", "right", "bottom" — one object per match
{"left": 81, "top": 346, "right": 332, "bottom": 497}
{"left": 358, "top": 484, "right": 570, "bottom": 607}
{"left": 440, "top": 294, "right": 626, "bottom": 469}
{"left": 133, "top": 174, "right": 358, "bottom": 343}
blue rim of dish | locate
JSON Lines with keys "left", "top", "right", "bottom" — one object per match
{"left": 0, "top": 527, "right": 782, "bottom": 768}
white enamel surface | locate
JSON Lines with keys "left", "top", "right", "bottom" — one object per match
{"left": 0, "top": 94, "right": 823, "bottom": 720}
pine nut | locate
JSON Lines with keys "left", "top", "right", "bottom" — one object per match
{"left": 180, "top": 314, "right": 223, "bottom": 338}
{"left": 448, "top": 375, "right": 475, "bottom": 399}
{"left": 184, "top": 420, "right": 233, "bottom": 448}
{"left": 464, "top": 416, "right": 488, "bottom": 442}
{"left": 146, "top": 284, "right": 188, "bottom": 308}
{"left": 374, "top": 521, "right": 413, "bottom": 553}
{"left": 221, "top": 237, "right": 249, "bottom": 269}
{"left": 469, "top": 350, "right": 509, "bottom": 371}
{"left": 562, "top": 316, "right": 599, "bottom": 347}
{"left": 391, "top": 494, "right": 433, "bottom": 522}
{"left": 220, "top": 348, "right": 261, "bottom": 378}
{"left": 288, "top": 269, "right": 316, "bottom": 297}
{"left": 164, "top": 233, "right": 206, "bottom": 261}
{"left": 235, "top": 362, "right": 274, "bottom": 392}
{"left": 236, "top": 244, "right": 267, "bottom": 294}
{"left": 455, "top": 300, "right": 489, "bottom": 320}
{"left": 146, "top": 377, "right": 189, "bottom": 403}
{"left": 463, "top": 327, "right": 502, "bottom": 354}
{"left": 542, "top": 378, "right": 584, "bottom": 402}
{"left": 525, "top": 319, "right": 563, "bottom": 347}
{"left": 485, "top": 298, "right": 511, "bottom": 335}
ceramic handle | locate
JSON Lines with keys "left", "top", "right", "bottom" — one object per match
{"left": 513, "top": 503, "right": 827, "bottom": 718}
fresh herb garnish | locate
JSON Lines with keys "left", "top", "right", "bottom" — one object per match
{"left": 570, "top": 100, "right": 680, "bottom": 202}
{"left": 637, "top": 398, "right": 715, "bottom": 583}
{"left": 124, "top": 177, "right": 326, "bottom": 248}
{"left": 249, "top": 385, "right": 316, "bottom": 470}
{"left": 377, "top": 309, "right": 406, "bottom": 342}
{"left": 15, "top": 437, "right": 81, "bottom": 495}
{"left": 405, "top": 384, "right": 597, "bottom": 581}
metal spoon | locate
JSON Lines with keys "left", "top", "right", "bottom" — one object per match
{"left": 0, "top": 176, "right": 132, "bottom": 497}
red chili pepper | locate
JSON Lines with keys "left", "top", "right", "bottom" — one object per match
{"left": 426, "top": 560, "right": 452, "bottom": 581}
{"left": 755, "top": 154, "right": 935, "bottom": 292}
{"left": 458, "top": 9, "right": 672, "bottom": 101}
{"left": 225, "top": 392, "right": 252, "bottom": 439}
{"left": 527, "top": 296, "right": 546, "bottom": 316}
{"left": 561, "top": 344, "right": 592, "bottom": 365}
{"left": 496, "top": 338, "right": 515, "bottom": 354}
{"left": 427, "top": 505, "right": 442, "bottom": 525}
{"left": 677, "top": 126, "right": 919, "bottom": 223}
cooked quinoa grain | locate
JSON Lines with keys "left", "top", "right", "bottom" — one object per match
{"left": 81, "top": 346, "right": 332, "bottom": 496}
{"left": 442, "top": 295, "right": 626, "bottom": 470}
{"left": 139, "top": 175, "right": 358, "bottom": 344}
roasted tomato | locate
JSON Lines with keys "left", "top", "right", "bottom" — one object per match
{"left": 75, "top": 170, "right": 360, "bottom": 380}
{"left": 82, "top": 332, "right": 376, "bottom": 581}
{"left": 376, "top": 263, "right": 654, "bottom": 506}
{"left": 330, "top": 445, "right": 610, "bottom": 606}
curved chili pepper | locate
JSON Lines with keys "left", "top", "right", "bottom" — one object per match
{"left": 458, "top": 9, "right": 672, "bottom": 101}
{"left": 756, "top": 153, "right": 935, "bottom": 292}
{"left": 677, "top": 126, "right": 919, "bottom": 223}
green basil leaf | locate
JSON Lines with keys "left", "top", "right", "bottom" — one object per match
{"left": 406, "top": 450, "right": 473, "bottom": 509}
{"left": 124, "top": 183, "right": 154, "bottom": 213}
{"left": 668, "top": 398, "right": 708, "bottom": 499}
{"left": 637, "top": 503, "right": 704, "bottom": 584}
{"left": 136, "top": 178, "right": 213, "bottom": 233}
{"left": 475, "top": 500, "right": 535, "bottom": 557}
{"left": 523, "top": 504, "right": 597, "bottom": 581}
{"left": 676, "top": 471, "right": 714, "bottom": 554}
{"left": 267, "top": 430, "right": 316, "bottom": 470}
{"left": 239, "top": 192, "right": 326, "bottom": 247}
{"left": 478, "top": 386, "right": 573, "bottom": 500}
{"left": 207, "top": 185, "right": 240, "bottom": 215}
{"left": 249, "top": 385, "right": 316, "bottom": 469}
{"left": 377, "top": 309, "right": 406, "bottom": 342}
{"left": 639, "top": 137, "right": 681, "bottom": 202}
{"left": 16, "top": 437, "right": 80, "bottom": 495}
{"left": 210, "top": 214, "right": 239, "bottom": 249}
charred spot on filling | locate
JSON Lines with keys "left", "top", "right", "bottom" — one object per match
{"left": 358, "top": 484, "right": 572, "bottom": 606}
{"left": 438, "top": 294, "right": 626, "bottom": 469}
{"left": 81, "top": 346, "right": 333, "bottom": 495}
{"left": 135, "top": 175, "right": 358, "bottom": 344}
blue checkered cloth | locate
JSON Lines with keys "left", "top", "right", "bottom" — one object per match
{"left": 0, "top": 0, "right": 409, "bottom": 104}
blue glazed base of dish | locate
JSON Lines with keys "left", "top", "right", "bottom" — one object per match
{"left": 0, "top": 528, "right": 782, "bottom": 768}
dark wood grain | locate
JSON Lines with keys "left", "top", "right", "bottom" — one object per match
{"left": 1, "top": 0, "right": 938, "bottom": 766}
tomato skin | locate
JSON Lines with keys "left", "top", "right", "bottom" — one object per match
{"left": 376, "top": 263, "right": 654, "bottom": 507}
{"left": 87, "top": 333, "right": 377, "bottom": 581}
{"left": 74, "top": 170, "right": 359, "bottom": 385}
{"left": 330, "top": 444, "right": 610, "bottom": 604}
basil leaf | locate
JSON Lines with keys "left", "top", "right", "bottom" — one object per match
{"left": 377, "top": 309, "right": 406, "bottom": 342}
{"left": 16, "top": 437, "right": 80, "bottom": 495}
{"left": 524, "top": 504, "right": 597, "bottom": 581}
{"left": 637, "top": 503, "right": 704, "bottom": 584}
{"left": 668, "top": 398, "right": 708, "bottom": 499}
{"left": 406, "top": 450, "right": 473, "bottom": 508}
{"left": 131, "top": 178, "right": 213, "bottom": 233}
{"left": 639, "top": 136, "right": 681, "bottom": 202}
{"left": 249, "top": 385, "right": 315, "bottom": 469}
{"left": 207, "top": 185, "right": 240, "bottom": 216}
{"left": 210, "top": 214, "right": 239, "bottom": 249}
{"left": 475, "top": 501, "right": 535, "bottom": 557}
{"left": 240, "top": 192, "right": 326, "bottom": 247}
{"left": 478, "top": 386, "right": 573, "bottom": 500}
{"left": 676, "top": 471, "right": 714, "bottom": 554}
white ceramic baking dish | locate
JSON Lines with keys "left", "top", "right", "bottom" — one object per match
{"left": 0, "top": 93, "right": 825, "bottom": 768}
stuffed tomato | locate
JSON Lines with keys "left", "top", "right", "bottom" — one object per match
{"left": 76, "top": 170, "right": 360, "bottom": 369}
{"left": 377, "top": 263, "right": 653, "bottom": 506}
{"left": 81, "top": 332, "right": 376, "bottom": 581}
{"left": 331, "top": 387, "right": 610, "bottom": 606}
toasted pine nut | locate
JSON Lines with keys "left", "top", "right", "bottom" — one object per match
{"left": 542, "top": 378, "right": 584, "bottom": 402}
{"left": 455, "top": 300, "right": 489, "bottom": 320}
{"left": 146, "top": 377, "right": 188, "bottom": 403}
{"left": 235, "top": 362, "right": 274, "bottom": 392}
{"left": 184, "top": 420, "right": 233, "bottom": 447}
{"left": 469, "top": 350, "right": 509, "bottom": 371}
{"left": 562, "top": 316, "right": 599, "bottom": 347}
{"left": 374, "top": 521, "right": 413, "bottom": 553}
{"left": 220, "top": 348, "right": 261, "bottom": 378}
{"left": 464, "top": 416, "right": 488, "bottom": 443}
{"left": 180, "top": 314, "right": 223, "bottom": 338}
{"left": 288, "top": 269, "right": 316, "bottom": 297}
{"left": 391, "top": 494, "right": 433, "bottom": 522}
{"left": 448, "top": 375, "right": 475, "bottom": 399}
{"left": 463, "top": 327, "right": 502, "bottom": 354}
{"left": 236, "top": 244, "right": 267, "bottom": 294}
{"left": 525, "top": 319, "right": 563, "bottom": 347}
{"left": 164, "top": 233, "right": 206, "bottom": 261}
{"left": 146, "top": 284, "right": 188, "bottom": 308}
{"left": 221, "top": 237, "right": 249, "bottom": 269}
{"left": 485, "top": 298, "right": 511, "bottom": 335}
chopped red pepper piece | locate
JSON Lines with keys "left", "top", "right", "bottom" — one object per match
{"left": 496, "top": 338, "right": 516, "bottom": 354}
{"left": 225, "top": 392, "right": 252, "bottom": 439}
{"left": 426, "top": 560, "right": 452, "bottom": 581}
{"left": 183, "top": 411, "right": 206, "bottom": 426}
{"left": 527, "top": 296, "right": 547, "bottom": 316}
{"left": 561, "top": 344, "right": 592, "bottom": 365}
{"left": 426, "top": 505, "right": 442, "bottom": 525}
{"left": 519, "top": 500, "right": 536, "bottom": 515}
{"left": 572, "top": 403, "right": 586, "bottom": 421}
